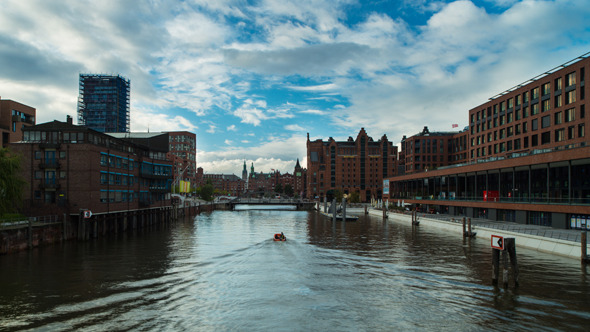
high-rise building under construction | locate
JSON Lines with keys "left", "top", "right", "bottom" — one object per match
{"left": 77, "top": 74, "right": 130, "bottom": 133}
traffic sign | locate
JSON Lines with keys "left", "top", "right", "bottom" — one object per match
{"left": 491, "top": 235, "right": 504, "bottom": 250}
{"left": 83, "top": 210, "right": 92, "bottom": 219}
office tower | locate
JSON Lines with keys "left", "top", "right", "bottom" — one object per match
{"left": 77, "top": 74, "right": 130, "bottom": 133}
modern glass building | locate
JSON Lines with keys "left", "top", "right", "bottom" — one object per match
{"left": 77, "top": 74, "right": 130, "bottom": 133}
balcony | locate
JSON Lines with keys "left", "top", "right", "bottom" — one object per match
{"left": 39, "top": 142, "right": 61, "bottom": 149}
{"left": 39, "top": 160, "right": 61, "bottom": 169}
{"left": 39, "top": 182, "right": 61, "bottom": 190}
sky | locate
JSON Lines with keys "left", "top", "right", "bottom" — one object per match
{"left": 1, "top": 0, "right": 590, "bottom": 176}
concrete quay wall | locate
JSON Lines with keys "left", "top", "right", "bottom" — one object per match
{"left": 365, "top": 209, "right": 583, "bottom": 260}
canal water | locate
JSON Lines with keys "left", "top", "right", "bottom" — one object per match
{"left": 1, "top": 209, "right": 589, "bottom": 331}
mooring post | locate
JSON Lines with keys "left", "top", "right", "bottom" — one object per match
{"left": 502, "top": 249, "right": 509, "bottom": 288}
{"left": 462, "top": 217, "right": 466, "bottom": 236}
{"left": 342, "top": 197, "right": 347, "bottom": 221}
{"left": 382, "top": 204, "right": 387, "bottom": 219}
{"left": 581, "top": 231, "right": 588, "bottom": 263}
{"left": 492, "top": 248, "right": 500, "bottom": 286}
{"left": 27, "top": 217, "right": 33, "bottom": 249}
{"left": 505, "top": 238, "right": 519, "bottom": 287}
{"left": 332, "top": 198, "right": 337, "bottom": 222}
{"left": 467, "top": 218, "right": 472, "bottom": 236}
{"left": 63, "top": 213, "right": 67, "bottom": 241}
{"left": 364, "top": 205, "right": 368, "bottom": 214}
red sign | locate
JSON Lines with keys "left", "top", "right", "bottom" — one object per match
{"left": 483, "top": 191, "right": 499, "bottom": 202}
{"left": 491, "top": 235, "right": 504, "bottom": 250}
{"left": 83, "top": 210, "right": 92, "bottom": 219}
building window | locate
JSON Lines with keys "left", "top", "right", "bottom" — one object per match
{"left": 515, "top": 124, "right": 521, "bottom": 135}
{"left": 532, "top": 119, "right": 538, "bottom": 131}
{"left": 555, "top": 95, "right": 562, "bottom": 108}
{"left": 541, "top": 131, "right": 551, "bottom": 144}
{"left": 541, "top": 115, "right": 551, "bottom": 129}
{"left": 523, "top": 92, "right": 529, "bottom": 103}
{"left": 34, "top": 191, "right": 42, "bottom": 200}
{"left": 555, "top": 129, "right": 565, "bottom": 142}
{"left": 524, "top": 136, "right": 529, "bottom": 148}
{"left": 579, "top": 124, "right": 585, "bottom": 138}
{"left": 514, "top": 138, "right": 521, "bottom": 150}
{"left": 532, "top": 134, "right": 538, "bottom": 146}
{"left": 565, "top": 108, "right": 575, "bottom": 122}
{"left": 523, "top": 106, "right": 529, "bottom": 118}
{"left": 100, "top": 173, "right": 108, "bottom": 185}
{"left": 523, "top": 122, "right": 528, "bottom": 133}
{"left": 542, "top": 82, "right": 550, "bottom": 96}
{"left": 532, "top": 87, "right": 539, "bottom": 100}
{"left": 542, "top": 99, "right": 550, "bottom": 112}
{"left": 555, "top": 77, "right": 562, "bottom": 91}
{"left": 35, "top": 171, "right": 42, "bottom": 179}
{"left": 34, "top": 151, "right": 42, "bottom": 159}
{"left": 554, "top": 112, "right": 562, "bottom": 125}
{"left": 508, "top": 113, "right": 513, "bottom": 123}
{"left": 59, "top": 151, "right": 66, "bottom": 159}
{"left": 566, "top": 90, "right": 576, "bottom": 104}
{"left": 568, "top": 126, "right": 575, "bottom": 139}
{"left": 531, "top": 104, "right": 539, "bottom": 115}
{"left": 566, "top": 72, "right": 576, "bottom": 87}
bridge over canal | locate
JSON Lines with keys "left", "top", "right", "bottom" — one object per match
{"left": 229, "top": 198, "right": 316, "bottom": 211}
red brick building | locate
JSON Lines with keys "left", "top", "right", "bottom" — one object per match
{"left": 0, "top": 97, "right": 36, "bottom": 148}
{"left": 166, "top": 131, "right": 197, "bottom": 188}
{"left": 306, "top": 128, "right": 398, "bottom": 202}
{"left": 10, "top": 118, "right": 173, "bottom": 217}
{"left": 386, "top": 53, "right": 590, "bottom": 229}
{"left": 399, "top": 126, "right": 468, "bottom": 175}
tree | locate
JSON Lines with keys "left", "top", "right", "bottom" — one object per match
{"left": 0, "top": 148, "right": 25, "bottom": 216}
{"left": 348, "top": 191, "right": 360, "bottom": 203}
{"left": 199, "top": 184, "right": 214, "bottom": 201}
{"left": 283, "top": 184, "right": 293, "bottom": 197}
{"left": 333, "top": 189, "right": 344, "bottom": 202}
{"left": 275, "top": 183, "right": 283, "bottom": 194}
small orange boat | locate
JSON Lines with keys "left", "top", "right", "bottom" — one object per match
{"left": 273, "top": 233, "right": 286, "bottom": 241}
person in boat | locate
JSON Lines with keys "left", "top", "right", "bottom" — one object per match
{"left": 280, "top": 232, "right": 285, "bottom": 240}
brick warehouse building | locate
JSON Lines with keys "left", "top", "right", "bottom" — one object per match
{"left": 10, "top": 118, "right": 173, "bottom": 217}
{"left": 385, "top": 53, "right": 590, "bottom": 230}
{"left": 0, "top": 97, "right": 36, "bottom": 148}
{"left": 307, "top": 128, "right": 398, "bottom": 202}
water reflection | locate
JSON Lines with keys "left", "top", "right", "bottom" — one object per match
{"left": 0, "top": 211, "right": 589, "bottom": 331}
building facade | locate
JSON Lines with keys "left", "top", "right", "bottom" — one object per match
{"left": 202, "top": 173, "right": 245, "bottom": 196}
{"left": 0, "top": 97, "right": 36, "bottom": 148}
{"left": 399, "top": 126, "right": 468, "bottom": 175}
{"left": 10, "top": 118, "right": 173, "bottom": 217}
{"left": 306, "top": 128, "right": 398, "bottom": 202}
{"left": 166, "top": 131, "right": 197, "bottom": 188}
{"left": 77, "top": 74, "right": 130, "bottom": 133}
{"left": 385, "top": 54, "right": 590, "bottom": 230}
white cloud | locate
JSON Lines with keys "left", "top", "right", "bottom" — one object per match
{"left": 224, "top": 139, "right": 233, "bottom": 145}
{"left": 206, "top": 125, "right": 217, "bottom": 133}
{"left": 198, "top": 134, "right": 307, "bottom": 174}
{"left": 227, "top": 124, "right": 237, "bottom": 131}
{"left": 285, "top": 124, "right": 304, "bottom": 131}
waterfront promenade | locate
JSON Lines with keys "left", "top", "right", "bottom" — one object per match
{"left": 359, "top": 207, "right": 589, "bottom": 260}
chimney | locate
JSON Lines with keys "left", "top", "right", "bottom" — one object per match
{"left": 66, "top": 115, "right": 72, "bottom": 125}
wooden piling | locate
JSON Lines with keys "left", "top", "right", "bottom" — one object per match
{"left": 332, "top": 198, "right": 337, "bottom": 222}
{"left": 582, "top": 231, "right": 589, "bottom": 263}
{"left": 342, "top": 198, "right": 347, "bottom": 221}
{"left": 462, "top": 217, "right": 466, "bottom": 236}
{"left": 505, "top": 238, "right": 519, "bottom": 287}
{"left": 492, "top": 248, "right": 500, "bottom": 286}
{"left": 492, "top": 237, "right": 518, "bottom": 287}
